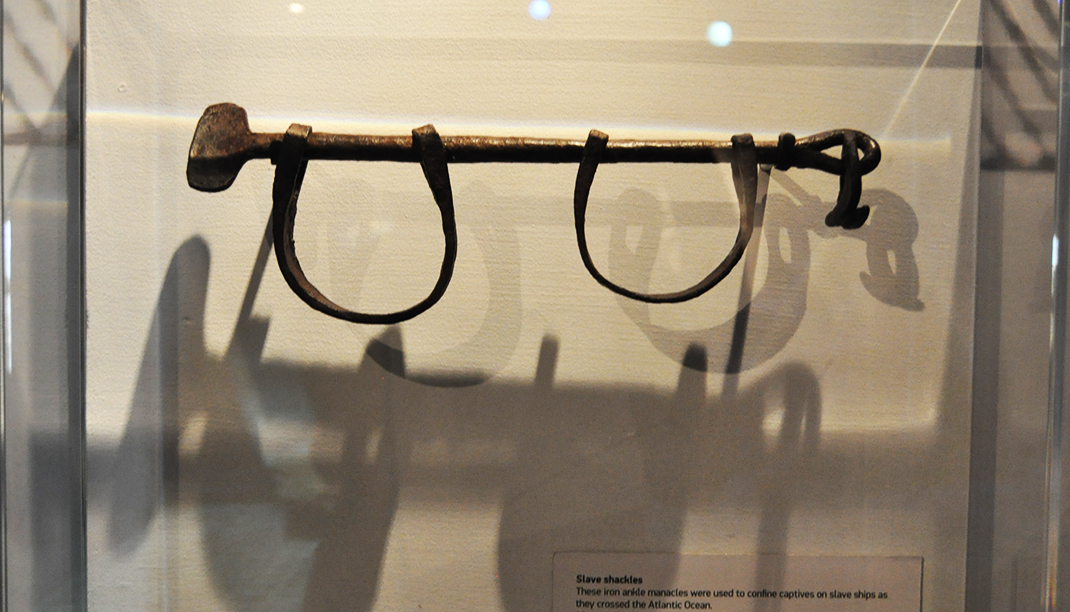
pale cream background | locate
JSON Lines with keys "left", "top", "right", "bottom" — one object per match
{"left": 85, "top": 2, "right": 981, "bottom": 612}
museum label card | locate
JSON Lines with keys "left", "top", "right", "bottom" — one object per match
{"left": 553, "top": 553, "right": 922, "bottom": 612}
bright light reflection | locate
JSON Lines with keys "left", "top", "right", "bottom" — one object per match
{"left": 880, "top": 0, "right": 963, "bottom": 136}
{"left": 1054, "top": 234, "right": 1061, "bottom": 347}
{"left": 707, "top": 21, "right": 732, "bottom": 47}
{"left": 528, "top": 0, "right": 551, "bottom": 20}
{"left": 289, "top": 3, "right": 304, "bottom": 13}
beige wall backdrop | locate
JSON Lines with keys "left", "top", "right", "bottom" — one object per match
{"left": 84, "top": 1, "right": 982, "bottom": 611}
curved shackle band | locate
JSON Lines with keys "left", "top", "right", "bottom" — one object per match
{"left": 574, "top": 130, "right": 759, "bottom": 303}
{"left": 825, "top": 131, "right": 867, "bottom": 229}
{"left": 271, "top": 122, "right": 458, "bottom": 324}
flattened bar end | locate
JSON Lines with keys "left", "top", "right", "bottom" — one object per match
{"left": 187, "top": 103, "right": 258, "bottom": 192}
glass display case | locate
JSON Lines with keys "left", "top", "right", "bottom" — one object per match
{"left": 3, "top": 0, "right": 1069, "bottom": 610}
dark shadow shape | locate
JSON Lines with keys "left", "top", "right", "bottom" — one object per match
{"left": 610, "top": 178, "right": 924, "bottom": 373}
{"left": 106, "top": 185, "right": 970, "bottom": 612}
{"left": 108, "top": 237, "right": 210, "bottom": 552}
{"left": 853, "top": 190, "right": 925, "bottom": 311}
{"left": 497, "top": 341, "right": 707, "bottom": 612}
{"left": 609, "top": 185, "right": 811, "bottom": 373}
{"left": 777, "top": 177, "right": 924, "bottom": 312}
{"left": 750, "top": 364, "right": 822, "bottom": 612}
{"left": 297, "top": 330, "right": 405, "bottom": 612}
{"left": 312, "top": 179, "right": 527, "bottom": 387}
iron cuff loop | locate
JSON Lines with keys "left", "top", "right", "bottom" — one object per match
{"left": 271, "top": 122, "right": 458, "bottom": 324}
{"left": 573, "top": 130, "right": 759, "bottom": 303}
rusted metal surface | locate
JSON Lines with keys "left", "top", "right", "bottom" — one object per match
{"left": 187, "top": 103, "right": 882, "bottom": 323}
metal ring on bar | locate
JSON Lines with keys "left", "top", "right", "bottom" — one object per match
{"left": 573, "top": 130, "right": 759, "bottom": 303}
{"left": 271, "top": 122, "right": 458, "bottom": 324}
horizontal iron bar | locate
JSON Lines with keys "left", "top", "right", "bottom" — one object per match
{"left": 246, "top": 132, "right": 854, "bottom": 174}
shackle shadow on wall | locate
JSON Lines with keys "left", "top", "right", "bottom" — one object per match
{"left": 102, "top": 177, "right": 941, "bottom": 612}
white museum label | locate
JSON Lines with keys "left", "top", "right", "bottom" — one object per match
{"left": 552, "top": 553, "right": 922, "bottom": 612}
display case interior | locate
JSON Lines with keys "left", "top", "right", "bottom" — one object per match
{"left": 4, "top": 0, "right": 1070, "bottom": 611}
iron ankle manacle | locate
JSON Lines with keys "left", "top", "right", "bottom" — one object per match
{"left": 186, "top": 103, "right": 882, "bottom": 324}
